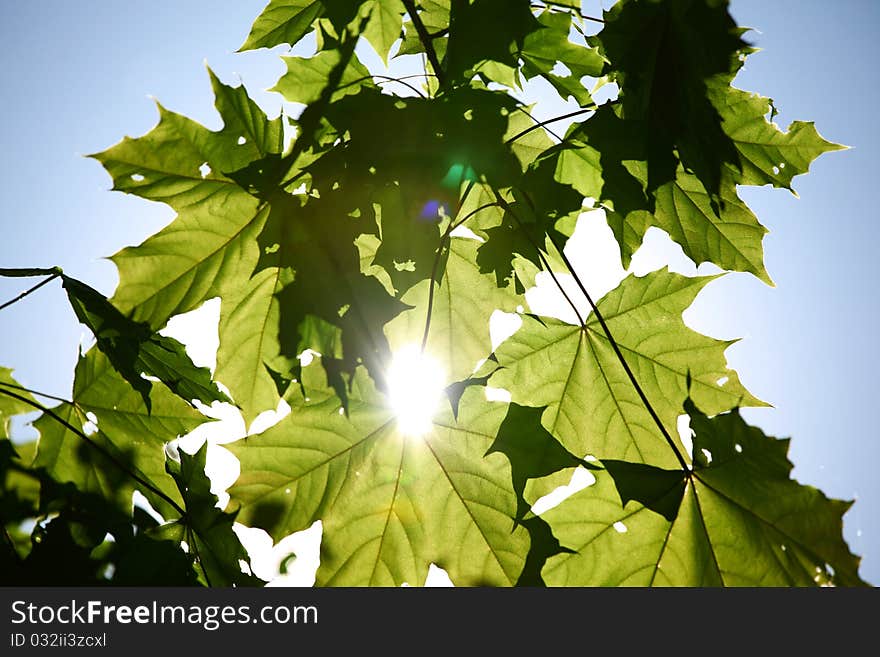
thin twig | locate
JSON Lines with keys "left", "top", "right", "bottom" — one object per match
{"left": 338, "top": 74, "right": 428, "bottom": 98}
{"left": 506, "top": 107, "right": 594, "bottom": 146}
{"left": 0, "top": 273, "right": 60, "bottom": 312}
{"left": 0, "top": 380, "right": 77, "bottom": 407}
{"left": 516, "top": 198, "right": 690, "bottom": 471}
{"left": 402, "top": 0, "right": 447, "bottom": 87}
{"left": 531, "top": 1, "right": 604, "bottom": 23}
{"left": 0, "top": 387, "right": 187, "bottom": 515}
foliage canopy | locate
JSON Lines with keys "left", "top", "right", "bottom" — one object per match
{"left": 0, "top": 0, "right": 865, "bottom": 587}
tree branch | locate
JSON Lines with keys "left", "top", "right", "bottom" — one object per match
{"left": 0, "top": 272, "right": 61, "bottom": 312}
{"left": 402, "top": 0, "right": 447, "bottom": 88}
{"left": 0, "top": 387, "right": 187, "bottom": 515}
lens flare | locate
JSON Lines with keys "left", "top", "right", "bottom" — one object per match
{"left": 386, "top": 345, "right": 446, "bottom": 437}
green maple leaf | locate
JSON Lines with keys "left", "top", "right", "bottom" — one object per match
{"left": 271, "top": 48, "right": 374, "bottom": 105}
{"left": 708, "top": 81, "right": 846, "bottom": 192}
{"left": 607, "top": 167, "right": 771, "bottom": 282}
{"left": 596, "top": 0, "right": 746, "bottom": 198}
{"left": 540, "top": 398, "right": 867, "bottom": 586}
{"left": 91, "top": 69, "right": 283, "bottom": 329}
{"left": 0, "top": 368, "right": 36, "bottom": 439}
{"left": 32, "top": 348, "right": 206, "bottom": 518}
{"left": 61, "top": 274, "right": 229, "bottom": 408}
{"left": 559, "top": 106, "right": 772, "bottom": 280}
{"left": 158, "top": 442, "right": 263, "bottom": 587}
{"left": 504, "top": 106, "right": 556, "bottom": 174}
{"left": 228, "top": 363, "right": 530, "bottom": 586}
{"left": 444, "top": 0, "right": 542, "bottom": 84}
{"left": 520, "top": 10, "right": 604, "bottom": 106}
{"left": 491, "top": 268, "right": 764, "bottom": 469}
{"left": 362, "top": 0, "right": 406, "bottom": 64}
{"left": 239, "top": 0, "right": 325, "bottom": 52}
{"left": 399, "top": 0, "right": 450, "bottom": 60}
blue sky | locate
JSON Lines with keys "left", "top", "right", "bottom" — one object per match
{"left": 0, "top": 1, "right": 877, "bottom": 584}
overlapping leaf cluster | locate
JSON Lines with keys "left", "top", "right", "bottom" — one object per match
{"left": 1, "top": 0, "right": 865, "bottom": 586}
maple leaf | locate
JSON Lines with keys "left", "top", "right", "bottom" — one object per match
{"left": 157, "top": 442, "right": 264, "bottom": 587}
{"left": 239, "top": 0, "right": 325, "bottom": 52}
{"left": 520, "top": 10, "right": 604, "bottom": 106}
{"left": 32, "top": 349, "right": 206, "bottom": 518}
{"left": 491, "top": 268, "right": 764, "bottom": 468}
{"left": 596, "top": 0, "right": 746, "bottom": 199}
{"left": 444, "top": 0, "right": 542, "bottom": 85}
{"left": 708, "top": 80, "right": 846, "bottom": 192}
{"left": 0, "top": 368, "right": 35, "bottom": 439}
{"left": 540, "top": 398, "right": 866, "bottom": 586}
{"left": 228, "top": 362, "right": 530, "bottom": 586}
{"left": 61, "top": 274, "right": 229, "bottom": 409}
{"left": 215, "top": 267, "right": 295, "bottom": 426}
{"left": 362, "top": 0, "right": 406, "bottom": 64}
{"left": 90, "top": 69, "right": 283, "bottom": 329}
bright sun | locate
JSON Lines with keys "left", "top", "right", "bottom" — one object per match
{"left": 386, "top": 344, "right": 447, "bottom": 437}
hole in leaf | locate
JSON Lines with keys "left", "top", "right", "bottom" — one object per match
{"left": 734, "top": 443, "right": 743, "bottom": 453}
{"left": 613, "top": 521, "right": 628, "bottom": 534}
{"left": 83, "top": 411, "right": 99, "bottom": 436}
{"left": 484, "top": 387, "right": 511, "bottom": 403}
{"left": 130, "top": 173, "right": 145, "bottom": 182}
{"left": 531, "top": 467, "right": 596, "bottom": 515}
{"left": 550, "top": 61, "right": 572, "bottom": 77}
{"left": 237, "top": 136, "right": 247, "bottom": 145}
{"left": 716, "top": 376, "right": 729, "bottom": 386}
{"left": 199, "top": 162, "right": 211, "bottom": 178}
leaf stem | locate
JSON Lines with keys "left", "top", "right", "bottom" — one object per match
{"left": 186, "top": 524, "right": 214, "bottom": 587}
{"left": 531, "top": 1, "right": 605, "bottom": 23}
{"left": 339, "top": 74, "right": 429, "bottom": 98}
{"left": 542, "top": 231, "right": 690, "bottom": 471}
{"left": 0, "top": 387, "right": 187, "bottom": 516}
{"left": 402, "top": 0, "right": 447, "bottom": 88}
{"left": 0, "top": 272, "right": 61, "bottom": 312}
{"left": 496, "top": 187, "right": 689, "bottom": 469}
{"left": 0, "top": 380, "right": 77, "bottom": 407}
{"left": 506, "top": 108, "right": 594, "bottom": 146}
